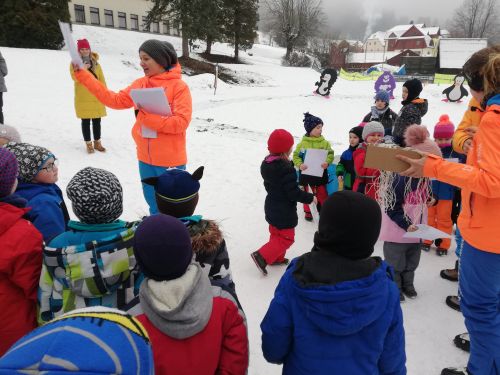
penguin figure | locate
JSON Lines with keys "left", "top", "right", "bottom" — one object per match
{"left": 314, "top": 69, "right": 337, "bottom": 97}
{"left": 442, "top": 75, "right": 469, "bottom": 102}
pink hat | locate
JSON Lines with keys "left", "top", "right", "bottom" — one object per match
{"left": 404, "top": 125, "right": 442, "bottom": 157}
{"left": 77, "top": 38, "right": 91, "bottom": 50}
{"left": 433, "top": 115, "right": 455, "bottom": 139}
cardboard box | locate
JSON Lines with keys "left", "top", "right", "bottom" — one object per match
{"left": 364, "top": 144, "right": 422, "bottom": 172}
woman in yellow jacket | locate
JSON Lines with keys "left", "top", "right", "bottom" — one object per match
{"left": 399, "top": 45, "right": 500, "bottom": 375}
{"left": 72, "top": 40, "right": 192, "bottom": 214}
{"left": 71, "top": 39, "right": 107, "bottom": 154}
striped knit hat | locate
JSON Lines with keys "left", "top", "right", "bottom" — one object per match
{"left": 67, "top": 167, "right": 123, "bottom": 224}
{"left": 0, "top": 307, "right": 153, "bottom": 374}
{"left": 142, "top": 167, "right": 204, "bottom": 218}
{"left": 0, "top": 148, "right": 18, "bottom": 198}
{"left": 4, "top": 142, "right": 54, "bottom": 182}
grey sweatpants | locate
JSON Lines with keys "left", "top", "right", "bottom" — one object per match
{"left": 383, "top": 242, "right": 421, "bottom": 289}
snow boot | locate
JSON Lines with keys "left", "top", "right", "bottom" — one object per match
{"left": 94, "top": 139, "right": 106, "bottom": 152}
{"left": 304, "top": 212, "right": 313, "bottom": 222}
{"left": 440, "top": 260, "right": 459, "bottom": 282}
{"left": 440, "top": 367, "right": 471, "bottom": 375}
{"left": 402, "top": 285, "right": 418, "bottom": 299}
{"left": 453, "top": 332, "right": 470, "bottom": 353}
{"left": 271, "top": 258, "right": 289, "bottom": 266}
{"left": 86, "top": 141, "right": 94, "bottom": 154}
{"left": 446, "top": 295, "right": 461, "bottom": 311}
{"left": 251, "top": 251, "right": 268, "bottom": 276}
{"left": 436, "top": 247, "right": 448, "bottom": 256}
{"left": 421, "top": 244, "right": 431, "bottom": 252}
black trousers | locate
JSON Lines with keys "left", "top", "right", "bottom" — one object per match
{"left": 0, "top": 92, "right": 4, "bottom": 124}
{"left": 81, "top": 118, "right": 101, "bottom": 142}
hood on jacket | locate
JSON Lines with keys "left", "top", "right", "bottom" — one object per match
{"left": 139, "top": 262, "right": 213, "bottom": 339}
{"left": 15, "top": 182, "right": 62, "bottom": 202}
{"left": 290, "top": 258, "right": 392, "bottom": 336}
{"left": 187, "top": 219, "right": 223, "bottom": 256}
{"left": 0, "top": 202, "right": 29, "bottom": 236}
{"left": 42, "top": 225, "right": 138, "bottom": 298}
{"left": 411, "top": 98, "right": 428, "bottom": 117}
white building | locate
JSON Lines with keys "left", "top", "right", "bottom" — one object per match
{"left": 68, "top": 0, "right": 180, "bottom": 36}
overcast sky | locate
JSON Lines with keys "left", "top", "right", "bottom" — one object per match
{"left": 260, "top": 0, "right": 461, "bottom": 40}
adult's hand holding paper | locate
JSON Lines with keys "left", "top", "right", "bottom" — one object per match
{"left": 402, "top": 224, "right": 452, "bottom": 241}
{"left": 58, "top": 21, "right": 84, "bottom": 69}
{"left": 302, "top": 149, "right": 328, "bottom": 177}
{"left": 130, "top": 88, "right": 172, "bottom": 139}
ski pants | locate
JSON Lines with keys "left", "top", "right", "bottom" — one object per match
{"left": 258, "top": 225, "right": 295, "bottom": 265}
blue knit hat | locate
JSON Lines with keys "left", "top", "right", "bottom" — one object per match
{"left": 0, "top": 148, "right": 18, "bottom": 198}
{"left": 0, "top": 307, "right": 154, "bottom": 374}
{"left": 142, "top": 167, "right": 204, "bottom": 218}
{"left": 303, "top": 112, "right": 323, "bottom": 135}
{"left": 374, "top": 90, "right": 390, "bottom": 104}
{"left": 133, "top": 214, "right": 194, "bottom": 281}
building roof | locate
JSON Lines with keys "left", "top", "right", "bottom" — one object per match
{"left": 423, "top": 27, "right": 440, "bottom": 35}
{"left": 439, "top": 38, "right": 488, "bottom": 69}
{"left": 367, "top": 31, "right": 386, "bottom": 44}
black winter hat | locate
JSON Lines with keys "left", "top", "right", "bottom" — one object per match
{"left": 303, "top": 112, "right": 323, "bottom": 135}
{"left": 139, "top": 40, "right": 178, "bottom": 69}
{"left": 67, "top": 167, "right": 123, "bottom": 224}
{"left": 403, "top": 78, "right": 423, "bottom": 103}
{"left": 314, "top": 190, "right": 381, "bottom": 260}
{"left": 349, "top": 126, "right": 363, "bottom": 141}
{"left": 133, "top": 214, "right": 193, "bottom": 281}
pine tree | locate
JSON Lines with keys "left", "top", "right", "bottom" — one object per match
{"left": 223, "top": 0, "right": 258, "bottom": 61}
{"left": 0, "top": 0, "right": 70, "bottom": 49}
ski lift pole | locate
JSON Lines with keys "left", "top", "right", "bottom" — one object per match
{"left": 214, "top": 63, "right": 219, "bottom": 96}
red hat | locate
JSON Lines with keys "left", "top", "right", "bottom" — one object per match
{"left": 433, "top": 115, "right": 455, "bottom": 139}
{"left": 267, "top": 129, "right": 294, "bottom": 154}
{"left": 77, "top": 38, "right": 91, "bottom": 50}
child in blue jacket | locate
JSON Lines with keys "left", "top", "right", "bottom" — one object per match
{"left": 261, "top": 191, "right": 406, "bottom": 375}
{"left": 5, "top": 142, "right": 69, "bottom": 243}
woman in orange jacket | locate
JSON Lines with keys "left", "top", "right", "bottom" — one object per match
{"left": 398, "top": 45, "right": 500, "bottom": 375}
{"left": 72, "top": 40, "right": 192, "bottom": 214}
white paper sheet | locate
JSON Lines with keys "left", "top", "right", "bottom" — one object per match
{"left": 130, "top": 88, "right": 172, "bottom": 139}
{"left": 402, "top": 224, "right": 452, "bottom": 241}
{"left": 58, "top": 21, "right": 84, "bottom": 69}
{"left": 301, "top": 149, "right": 328, "bottom": 177}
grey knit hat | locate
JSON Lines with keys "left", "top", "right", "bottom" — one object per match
{"left": 4, "top": 142, "right": 54, "bottom": 182}
{"left": 0, "top": 124, "right": 21, "bottom": 144}
{"left": 139, "top": 40, "right": 178, "bottom": 69}
{"left": 67, "top": 167, "right": 123, "bottom": 224}
{"left": 362, "top": 121, "right": 385, "bottom": 141}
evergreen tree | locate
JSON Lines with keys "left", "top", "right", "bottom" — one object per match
{"left": 0, "top": 0, "right": 70, "bottom": 49}
{"left": 223, "top": 0, "right": 258, "bottom": 61}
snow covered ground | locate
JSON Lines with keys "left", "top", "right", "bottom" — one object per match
{"left": 1, "top": 24, "right": 470, "bottom": 374}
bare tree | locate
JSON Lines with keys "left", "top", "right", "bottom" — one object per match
{"left": 449, "top": 0, "right": 500, "bottom": 42}
{"left": 264, "top": 0, "right": 325, "bottom": 59}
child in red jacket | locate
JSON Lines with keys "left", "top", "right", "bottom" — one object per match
{"left": 352, "top": 121, "right": 385, "bottom": 199}
{"left": 133, "top": 214, "right": 248, "bottom": 375}
{"left": 0, "top": 148, "right": 43, "bottom": 355}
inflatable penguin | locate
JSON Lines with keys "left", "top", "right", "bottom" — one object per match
{"left": 314, "top": 69, "right": 337, "bottom": 97}
{"left": 374, "top": 72, "right": 396, "bottom": 98}
{"left": 442, "top": 75, "right": 469, "bottom": 102}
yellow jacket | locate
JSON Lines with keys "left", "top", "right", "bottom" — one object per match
{"left": 70, "top": 52, "right": 107, "bottom": 119}
{"left": 452, "top": 97, "right": 482, "bottom": 154}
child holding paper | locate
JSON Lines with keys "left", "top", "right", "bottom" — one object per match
{"left": 379, "top": 125, "right": 442, "bottom": 301}
{"left": 251, "top": 129, "right": 315, "bottom": 275}
{"left": 71, "top": 39, "right": 192, "bottom": 215}
{"left": 293, "top": 112, "right": 334, "bottom": 221}
{"left": 352, "top": 121, "right": 385, "bottom": 199}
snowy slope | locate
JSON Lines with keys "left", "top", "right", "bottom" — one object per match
{"left": 1, "top": 24, "right": 470, "bottom": 374}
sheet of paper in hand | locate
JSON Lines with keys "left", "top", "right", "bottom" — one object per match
{"left": 130, "top": 88, "right": 172, "bottom": 139}
{"left": 58, "top": 21, "right": 84, "bottom": 69}
{"left": 302, "top": 149, "right": 328, "bottom": 177}
{"left": 403, "top": 224, "right": 452, "bottom": 241}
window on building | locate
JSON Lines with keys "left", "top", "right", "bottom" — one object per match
{"left": 152, "top": 21, "right": 159, "bottom": 33}
{"left": 104, "top": 9, "right": 114, "bottom": 27}
{"left": 142, "top": 16, "right": 150, "bottom": 32}
{"left": 163, "top": 20, "right": 170, "bottom": 34}
{"left": 74, "top": 5, "right": 85, "bottom": 23}
{"left": 416, "top": 40, "right": 421, "bottom": 46}
{"left": 173, "top": 21, "right": 180, "bottom": 35}
{"left": 90, "top": 7, "right": 100, "bottom": 25}
{"left": 131, "top": 14, "right": 139, "bottom": 30}
{"left": 118, "top": 12, "right": 127, "bottom": 28}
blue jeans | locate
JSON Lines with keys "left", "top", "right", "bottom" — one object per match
{"left": 138, "top": 161, "right": 185, "bottom": 215}
{"left": 459, "top": 242, "right": 500, "bottom": 375}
